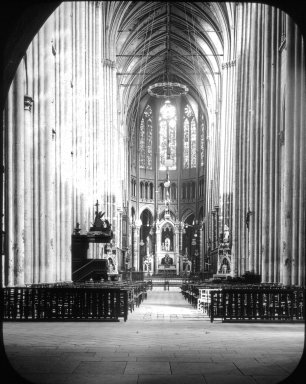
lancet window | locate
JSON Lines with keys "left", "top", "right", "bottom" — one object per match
{"left": 159, "top": 100, "right": 176, "bottom": 170}
{"left": 131, "top": 126, "right": 136, "bottom": 168}
{"left": 139, "top": 105, "right": 153, "bottom": 169}
{"left": 183, "top": 104, "right": 197, "bottom": 169}
{"left": 200, "top": 115, "right": 205, "bottom": 167}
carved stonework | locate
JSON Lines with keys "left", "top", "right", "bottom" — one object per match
{"left": 103, "top": 58, "right": 116, "bottom": 69}
{"left": 24, "top": 95, "right": 34, "bottom": 112}
{"left": 158, "top": 204, "right": 177, "bottom": 216}
{"left": 217, "top": 252, "right": 232, "bottom": 274}
{"left": 222, "top": 59, "right": 236, "bottom": 70}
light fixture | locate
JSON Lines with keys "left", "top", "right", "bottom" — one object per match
{"left": 164, "top": 179, "right": 171, "bottom": 188}
{"left": 164, "top": 172, "right": 171, "bottom": 188}
{"left": 148, "top": 82, "right": 188, "bottom": 98}
{"left": 148, "top": 2, "right": 189, "bottom": 101}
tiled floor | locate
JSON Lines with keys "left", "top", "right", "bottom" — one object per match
{"left": 2, "top": 287, "right": 305, "bottom": 384}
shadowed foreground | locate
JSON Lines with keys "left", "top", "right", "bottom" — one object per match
{"left": 3, "top": 287, "right": 304, "bottom": 384}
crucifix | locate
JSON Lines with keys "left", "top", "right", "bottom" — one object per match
{"left": 95, "top": 200, "right": 99, "bottom": 213}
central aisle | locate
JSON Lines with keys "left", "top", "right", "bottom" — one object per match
{"left": 128, "top": 286, "right": 207, "bottom": 321}
{"left": 3, "top": 286, "right": 303, "bottom": 384}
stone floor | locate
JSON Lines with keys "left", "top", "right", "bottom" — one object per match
{"left": 2, "top": 287, "right": 305, "bottom": 384}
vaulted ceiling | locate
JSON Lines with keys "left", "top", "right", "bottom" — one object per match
{"left": 113, "top": 1, "right": 233, "bottom": 121}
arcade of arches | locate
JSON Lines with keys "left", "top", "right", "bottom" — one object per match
{"left": 1, "top": 1, "right": 305, "bottom": 287}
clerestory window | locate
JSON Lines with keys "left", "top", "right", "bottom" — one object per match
{"left": 139, "top": 105, "right": 153, "bottom": 169}
{"left": 183, "top": 104, "right": 197, "bottom": 169}
{"left": 159, "top": 100, "right": 176, "bottom": 170}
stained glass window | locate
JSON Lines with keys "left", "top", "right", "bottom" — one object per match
{"left": 184, "top": 119, "right": 189, "bottom": 168}
{"left": 147, "top": 117, "right": 153, "bottom": 169}
{"left": 159, "top": 100, "right": 176, "bottom": 170}
{"left": 190, "top": 118, "right": 197, "bottom": 168}
{"left": 183, "top": 104, "right": 197, "bottom": 169}
{"left": 159, "top": 120, "right": 167, "bottom": 168}
{"left": 131, "top": 126, "right": 136, "bottom": 168}
{"left": 185, "top": 104, "right": 193, "bottom": 118}
{"left": 200, "top": 116, "right": 205, "bottom": 167}
{"left": 139, "top": 105, "right": 153, "bottom": 169}
{"left": 139, "top": 119, "right": 146, "bottom": 168}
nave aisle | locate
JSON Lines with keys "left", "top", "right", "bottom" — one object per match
{"left": 3, "top": 287, "right": 304, "bottom": 384}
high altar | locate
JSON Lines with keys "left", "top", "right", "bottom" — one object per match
{"left": 143, "top": 217, "right": 186, "bottom": 276}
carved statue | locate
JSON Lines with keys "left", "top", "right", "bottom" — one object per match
{"left": 161, "top": 253, "right": 173, "bottom": 266}
{"left": 165, "top": 237, "right": 171, "bottom": 251}
{"left": 90, "top": 210, "right": 111, "bottom": 232}
{"left": 93, "top": 211, "right": 105, "bottom": 228}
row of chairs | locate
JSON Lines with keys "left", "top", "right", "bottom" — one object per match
{"left": 181, "top": 283, "right": 305, "bottom": 322}
{"left": 2, "top": 280, "right": 150, "bottom": 322}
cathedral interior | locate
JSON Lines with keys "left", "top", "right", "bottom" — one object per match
{"left": 1, "top": 1, "right": 305, "bottom": 287}
{"left": 0, "top": 2, "right": 305, "bottom": 384}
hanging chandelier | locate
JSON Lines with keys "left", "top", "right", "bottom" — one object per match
{"left": 148, "top": 82, "right": 189, "bottom": 98}
{"left": 147, "top": 3, "right": 189, "bottom": 100}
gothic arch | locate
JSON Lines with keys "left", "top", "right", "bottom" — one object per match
{"left": 139, "top": 206, "right": 154, "bottom": 219}
{"left": 181, "top": 208, "right": 194, "bottom": 223}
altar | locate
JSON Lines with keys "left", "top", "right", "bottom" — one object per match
{"left": 157, "top": 265, "right": 177, "bottom": 276}
{"left": 156, "top": 252, "right": 179, "bottom": 275}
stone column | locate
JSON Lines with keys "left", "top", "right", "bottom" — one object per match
{"left": 281, "top": 16, "right": 295, "bottom": 285}
{"left": 179, "top": 222, "right": 183, "bottom": 254}
{"left": 77, "top": 1, "right": 88, "bottom": 262}
{"left": 13, "top": 61, "right": 25, "bottom": 286}
{"left": 6, "top": 77, "right": 15, "bottom": 286}
{"left": 290, "top": 24, "right": 302, "bottom": 285}
{"left": 174, "top": 224, "right": 179, "bottom": 275}
{"left": 254, "top": 3, "right": 263, "bottom": 275}
{"left": 273, "top": 9, "right": 281, "bottom": 283}
{"left": 32, "top": 35, "right": 40, "bottom": 284}
{"left": 64, "top": 1, "right": 73, "bottom": 280}
{"left": 134, "top": 224, "right": 141, "bottom": 271}
{"left": 298, "top": 37, "right": 306, "bottom": 286}
{"left": 261, "top": 5, "right": 272, "bottom": 282}
{"left": 54, "top": 7, "right": 61, "bottom": 281}
{"left": 248, "top": 2, "right": 258, "bottom": 273}
{"left": 239, "top": 4, "right": 251, "bottom": 276}
{"left": 231, "top": 3, "right": 243, "bottom": 278}
{"left": 44, "top": 15, "right": 56, "bottom": 283}
{"left": 268, "top": 7, "right": 277, "bottom": 282}
{"left": 156, "top": 225, "right": 161, "bottom": 271}
{"left": 24, "top": 95, "right": 34, "bottom": 284}
{"left": 38, "top": 28, "right": 46, "bottom": 283}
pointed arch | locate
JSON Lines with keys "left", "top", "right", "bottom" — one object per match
{"left": 139, "top": 104, "right": 153, "bottom": 169}
{"left": 183, "top": 103, "right": 197, "bottom": 169}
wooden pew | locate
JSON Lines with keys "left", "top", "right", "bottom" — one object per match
{"left": 1, "top": 282, "right": 149, "bottom": 322}
{"left": 180, "top": 283, "right": 305, "bottom": 323}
